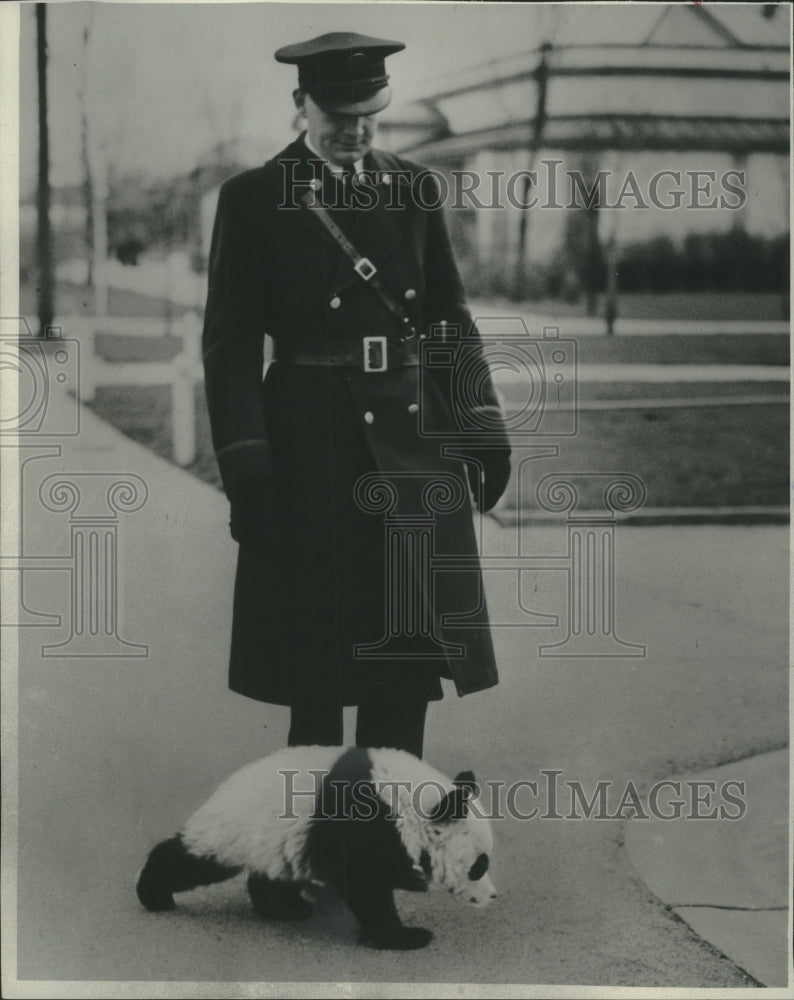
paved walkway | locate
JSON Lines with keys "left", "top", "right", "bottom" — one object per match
{"left": 5, "top": 384, "right": 790, "bottom": 993}
{"left": 625, "top": 749, "right": 789, "bottom": 987}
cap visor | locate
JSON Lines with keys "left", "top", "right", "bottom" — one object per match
{"left": 314, "top": 85, "right": 392, "bottom": 115}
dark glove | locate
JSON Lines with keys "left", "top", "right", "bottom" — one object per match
{"left": 229, "top": 480, "right": 279, "bottom": 548}
{"left": 464, "top": 450, "right": 511, "bottom": 513}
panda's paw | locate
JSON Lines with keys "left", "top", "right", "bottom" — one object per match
{"left": 136, "top": 887, "right": 176, "bottom": 912}
{"left": 134, "top": 866, "right": 174, "bottom": 912}
{"left": 359, "top": 926, "right": 434, "bottom": 950}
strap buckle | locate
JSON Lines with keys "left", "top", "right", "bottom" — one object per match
{"left": 363, "top": 336, "right": 388, "bottom": 373}
{"left": 354, "top": 257, "right": 377, "bottom": 282}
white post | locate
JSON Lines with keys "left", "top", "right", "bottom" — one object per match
{"left": 171, "top": 311, "right": 200, "bottom": 465}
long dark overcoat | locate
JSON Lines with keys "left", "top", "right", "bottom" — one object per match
{"left": 202, "top": 134, "right": 511, "bottom": 707}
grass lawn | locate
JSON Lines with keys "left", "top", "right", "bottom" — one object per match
{"left": 88, "top": 383, "right": 222, "bottom": 491}
{"left": 566, "top": 333, "right": 788, "bottom": 366}
{"left": 470, "top": 291, "right": 788, "bottom": 322}
{"left": 498, "top": 380, "right": 789, "bottom": 409}
{"left": 51, "top": 278, "right": 786, "bottom": 512}
{"left": 20, "top": 281, "right": 195, "bottom": 321}
{"left": 87, "top": 381, "right": 789, "bottom": 511}
{"left": 501, "top": 403, "right": 788, "bottom": 510}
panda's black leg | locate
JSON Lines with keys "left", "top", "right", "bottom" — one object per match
{"left": 340, "top": 879, "right": 434, "bottom": 950}
{"left": 247, "top": 874, "right": 313, "bottom": 920}
{"left": 136, "top": 835, "right": 242, "bottom": 912}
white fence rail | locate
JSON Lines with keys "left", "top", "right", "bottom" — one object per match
{"left": 60, "top": 312, "right": 204, "bottom": 466}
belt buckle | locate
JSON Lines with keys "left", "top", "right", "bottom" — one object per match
{"left": 354, "top": 257, "right": 377, "bottom": 282}
{"left": 363, "top": 336, "right": 388, "bottom": 373}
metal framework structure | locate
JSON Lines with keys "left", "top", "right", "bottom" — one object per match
{"left": 380, "top": 7, "right": 789, "bottom": 315}
{"left": 384, "top": 42, "right": 789, "bottom": 159}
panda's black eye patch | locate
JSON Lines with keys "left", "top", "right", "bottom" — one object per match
{"left": 468, "top": 853, "right": 489, "bottom": 881}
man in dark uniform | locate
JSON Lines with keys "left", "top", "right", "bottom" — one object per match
{"left": 202, "top": 32, "right": 511, "bottom": 761}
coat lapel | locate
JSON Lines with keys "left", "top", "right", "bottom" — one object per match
{"left": 329, "top": 148, "right": 415, "bottom": 292}
{"left": 263, "top": 135, "right": 341, "bottom": 252}
{"left": 263, "top": 136, "right": 416, "bottom": 293}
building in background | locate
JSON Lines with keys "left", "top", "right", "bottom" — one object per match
{"left": 378, "top": 4, "right": 789, "bottom": 311}
{"left": 24, "top": 2, "right": 787, "bottom": 323}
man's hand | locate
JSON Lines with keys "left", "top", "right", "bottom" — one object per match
{"left": 464, "top": 450, "right": 512, "bottom": 513}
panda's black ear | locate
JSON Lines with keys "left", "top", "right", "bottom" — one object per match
{"left": 429, "top": 786, "right": 470, "bottom": 824}
{"left": 452, "top": 770, "right": 479, "bottom": 800}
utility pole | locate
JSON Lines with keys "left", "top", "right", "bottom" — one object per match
{"left": 36, "top": 3, "right": 54, "bottom": 336}
{"left": 79, "top": 8, "right": 94, "bottom": 284}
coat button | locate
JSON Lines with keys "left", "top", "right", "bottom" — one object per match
{"left": 382, "top": 173, "right": 391, "bottom": 185}
{"left": 404, "top": 289, "right": 416, "bottom": 300}
{"left": 330, "top": 296, "right": 341, "bottom": 309}
{"left": 364, "top": 411, "right": 375, "bottom": 424}
{"left": 408, "top": 403, "right": 419, "bottom": 414}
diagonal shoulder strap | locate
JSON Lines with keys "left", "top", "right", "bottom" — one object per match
{"left": 299, "top": 190, "right": 416, "bottom": 339}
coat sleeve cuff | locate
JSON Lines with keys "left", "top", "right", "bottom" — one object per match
{"left": 216, "top": 439, "right": 274, "bottom": 501}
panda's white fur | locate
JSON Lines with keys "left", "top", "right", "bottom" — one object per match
{"left": 182, "top": 745, "right": 341, "bottom": 882}
{"left": 137, "top": 745, "right": 496, "bottom": 948}
{"left": 175, "top": 745, "right": 495, "bottom": 901}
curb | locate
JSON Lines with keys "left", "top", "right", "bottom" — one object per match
{"left": 492, "top": 505, "right": 790, "bottom": 527}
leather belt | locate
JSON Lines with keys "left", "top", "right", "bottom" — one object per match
{"left": 274, "top": 336, "right": 419, "bottom": 372}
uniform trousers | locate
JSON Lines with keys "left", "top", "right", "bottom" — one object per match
{"left": 288, "top": 686, "right": 429, "bottom": 759}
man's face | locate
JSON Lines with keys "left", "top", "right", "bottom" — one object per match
{"left": 296, "top": 92, "right": 379, "bottom": 165}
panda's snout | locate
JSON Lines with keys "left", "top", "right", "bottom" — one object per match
{"left": 467, "top": 874, "right": 497, "bottom": 906}
{"left": 467, "top": 891, "right": 497, "bottom": 906}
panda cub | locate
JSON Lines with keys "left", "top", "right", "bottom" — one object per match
{"left": 136, "top": 745, "right": 496, "bottom": 950}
